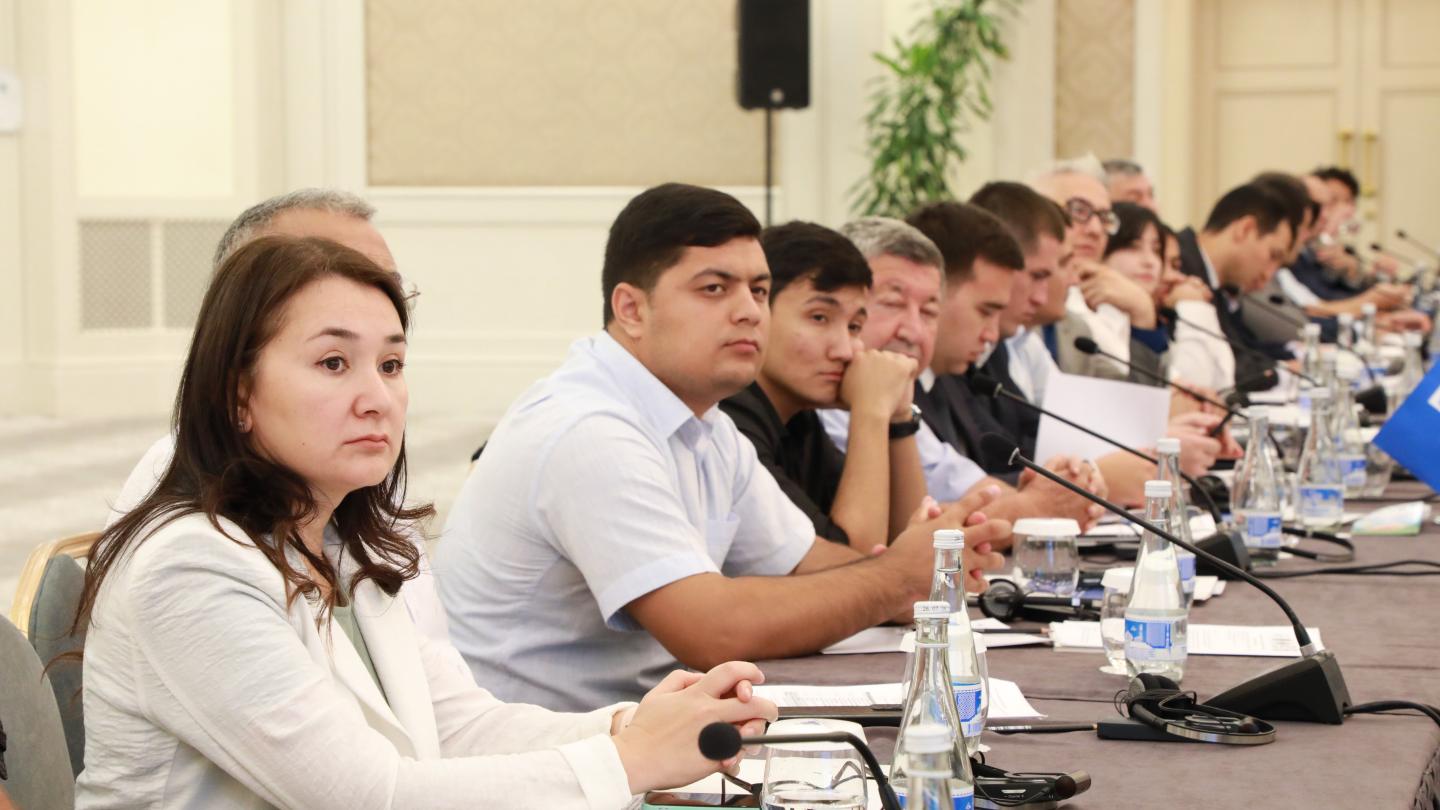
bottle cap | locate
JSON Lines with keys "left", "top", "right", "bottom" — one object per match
{"left": 1362, "top": 302, "right": 1377, "bottom": 316}
{"left": 914, "top": 601, "right": 950, "bottom": 619}
{"left": 1304, "top": 322, "right": 1321, "bottom": 337}
{"left": 1012, "top": 518, "right": 1081, "bottom": 538}
{"left": 902, "top": 723, "right": 953, "bottom": 754}
{"left": 1338, "top": 312, "right": 1353, "bottom": 325}
{"left": 1144, "top": 479, "right": 1173, "bottom": 499}
{"left": 1101, "top": 566, "right": 1135, "bottom": 592}
{"left": 1405, "top": 331, "right": 1423, "bottom": 347}
{"left": 1156, "top": 437, "right": 1181, "bottom": 455}
{"left": 932, "top": 529, "right": 965, "bottom": 549}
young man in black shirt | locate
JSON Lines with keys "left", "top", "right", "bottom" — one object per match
{"left": 721, "top": 221, "right": 933, "bottom": 553}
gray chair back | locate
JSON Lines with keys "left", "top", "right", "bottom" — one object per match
{"left": 27, "top": 555, "right": 87, "bottom": 776}
{"left": 0, "top": 615, "right": 75, "bottom": 809}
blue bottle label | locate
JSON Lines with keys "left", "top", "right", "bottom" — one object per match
{"left": 896, "top": 787, "right": 974, "bottom": 810}
{"left": 1124, "top": 616, "right": 1182, "bottom": 662}
{"left": 1242, "top": 512, "right": 1283, "bottom": 549}
{"left": 1299, "top": 485, "right": 1343, "bottom": 518}
{"left": 1341, "top": 455, "right": 1367, "bottom": 488}
{"left": 952, "top": 681, "right": 983, "bottom": 737}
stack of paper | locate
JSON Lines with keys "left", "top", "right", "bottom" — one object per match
{"left": 822, "top": 618, "right": 1047, "bottom": 655}
{"left": 1048, "top": 620, "right": 1322, "bottom": 657}
{"left": 753, "top": 678, "right": 1044, "bottom": 721}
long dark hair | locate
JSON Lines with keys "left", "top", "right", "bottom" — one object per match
{"left": 1104, "top": 202, "right": 1166, "bottom": 264}
{"left": 74, "top": 235, "right": 432, "bottom": 634}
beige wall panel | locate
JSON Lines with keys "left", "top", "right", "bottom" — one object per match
{"left": 1213, "top": 92, "right": 1336, "bottom": 191}
{"left": 1054, "top": 0, "right": 1133, "bottom": 160}
{"left": 1381, "top": 0, "right": 1440, "bottom": 68}
{"left": 1216, "top": 0, "right": 1339, "bottom": 70}
{"left": 365, "top": 0, "right": 766, "bottom": 187}
{"left": 1377, "top": 91, "right": 1440, "bottom": 241}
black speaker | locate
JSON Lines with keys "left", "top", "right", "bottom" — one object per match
{"left": 737, "top": 0, "right": 810, "bottom": 110}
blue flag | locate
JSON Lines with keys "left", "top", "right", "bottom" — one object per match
{"left": 1374, "top": 361, "right": 1440, "bottom": 492}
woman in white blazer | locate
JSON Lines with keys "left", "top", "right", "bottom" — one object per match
{"left": 74, "top": 235, "right": 775, "bottom": 809}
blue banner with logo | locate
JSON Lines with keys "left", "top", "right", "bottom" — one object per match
{"left": 1374, "top": 361, "right": 1440, "bottom": 492}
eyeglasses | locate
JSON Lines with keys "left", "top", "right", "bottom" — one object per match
{"left": 1065, "top": 198, "right": 1120, "bottom": 236}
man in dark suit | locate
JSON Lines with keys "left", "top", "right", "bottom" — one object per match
{"left": 1174, "top": 183, "right": 1296, "bottom": 389}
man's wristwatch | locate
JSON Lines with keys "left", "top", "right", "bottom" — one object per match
{"left": 889, "top": 403, "right": 922, "bottom": 439}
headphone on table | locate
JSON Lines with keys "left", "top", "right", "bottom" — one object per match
{"left": 1118, "top": 673, "right": 1276, "bottom": 745}
{"left": 977, "top": 578, "right": 1101, "bottom": 623}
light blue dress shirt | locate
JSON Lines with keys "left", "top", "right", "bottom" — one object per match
{"left": 816, "top": 405, "right": 987, "bottom": 504}
{"left": 437, "top": 332, "right": 816, "bottom": 711}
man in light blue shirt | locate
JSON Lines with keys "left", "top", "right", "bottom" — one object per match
{"left": 438, "top": 184, "right": 1009, "bottom": 711}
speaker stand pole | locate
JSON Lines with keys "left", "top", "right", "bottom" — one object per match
{"left": 764, "top": 106, "right": 774, "bottom": 227}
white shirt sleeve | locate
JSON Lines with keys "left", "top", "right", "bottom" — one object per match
{"left": 111, "top": 526, "right": 635, "bottom": 809}
{"left": 1275, "top": 268, "right": 1321, "bottom": 308}
{"left": 1167, "top": 300, "right": 1236, "bottom": 391}
{"left": 1067, "top": 288, "right": 1131, "bottom": 376}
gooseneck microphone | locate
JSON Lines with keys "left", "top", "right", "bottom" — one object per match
{"left": 698, "top": 722, "right": 901, "bottom": 810}
{"left": 1073, "top": 336, "right": 1234, "bottom": 413}
{"left": 965, "top": 372, "right": 1224, "bottom": 524}
{"left": 1072, "top": 336, "right": 1253, "bottom": 439}
{"left": 979, "top": 433, "right": 1352, "bottom": 725}
{"left": 1169, "top": 310, "right": 1318, "bottom": 386}
{"left": 1395, "top": 229, "right": 1440, "bottom": 261}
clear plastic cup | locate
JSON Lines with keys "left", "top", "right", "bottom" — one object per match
{"left": 1363, "top": 441, "right": 1395, "bottom": 499}
{"left": 1099, "top": 566, "right": 1134, "bottom": 675}
{"left": 1012, "top": 518, "right": 1081, "bottom": 597}
{"left": 760, "top": 718, "right": 867, "bottom": 810}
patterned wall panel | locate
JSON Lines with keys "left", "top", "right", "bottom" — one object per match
{"left": 1054, "top": 0, "right": 1134, "bottom": 161}
{"left": 365, "top": 0, "right": 769, "bottom": 186}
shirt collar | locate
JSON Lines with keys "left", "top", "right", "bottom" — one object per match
{"left": 918, "top": 367, "right": 937, "bottom": 392}
{"left": 590, "top": 331, "right": 717, "bottom": 444}
{"left": 1198, "top": 243, "right": 1220, "bottom": 290}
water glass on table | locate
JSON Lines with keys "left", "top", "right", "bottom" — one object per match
{"left": 1012, "top": 518, "right": 1081, "bottom": 597}
{"left": 1099, "top": 566, "right": 1134, "bottom": 675}
{"left": 759, "top": 718, "right": 868, "bottom": 810}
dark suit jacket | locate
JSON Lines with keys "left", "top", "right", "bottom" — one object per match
{"left": 914, "top": 374, "right": 1020, "bottom": 483}
{"left": 1176, "top": 228, "right": 1289, "bottom": 389}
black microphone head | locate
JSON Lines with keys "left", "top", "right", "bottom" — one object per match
{"left": 980, "top": 432, "right": 1020, "bottom": 469}
{"left": 1396, "top": 229, "right": 1408, "bottom": 239}
{"left": 966, "top": 371, "right": 1003, "bottom": 398}
{"left": 1220, "top": 283, "right": 1242, "bottom": 298}
{"left": 1073, "top": 335, "right": 1099, "bottom": 355}
{"left": 1266, "top": 294, "right": 1287, "bottom": 306}
{"left": 698, "top": 721, "right": 742, "bottom": 761}
{"left": 1356, "top": 385, "right": 1388, "bottom": 415}
{"left": 1224, "top": 389, "right": 1251, "bottom": 409}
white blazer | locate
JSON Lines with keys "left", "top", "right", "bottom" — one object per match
{"left": 75, "top": 513, "right": 635, "bottom": 809}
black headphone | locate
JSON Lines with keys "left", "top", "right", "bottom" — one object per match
{"left": 1118, "top": 673, "right": 1276, "bottom": 745}
{"left": 978, "top": 578, "right": 1101, "bottom": 623}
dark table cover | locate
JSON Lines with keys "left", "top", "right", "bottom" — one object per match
{"left": 759, "top": 482, "right": 1440, "bottom": 809}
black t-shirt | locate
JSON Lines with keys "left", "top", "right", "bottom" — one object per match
{"left": 719, "top": 383, "right": 849, "bottom": 545}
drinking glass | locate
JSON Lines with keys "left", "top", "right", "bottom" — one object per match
{"left": 760, "top": 719, "right": 867, "bottom": 810}
{"left": 1012, "top": 518, "right": 1081, "bottom": 596}
{"left": 1099, "top": 566, "right": 1134, "bottom": 675}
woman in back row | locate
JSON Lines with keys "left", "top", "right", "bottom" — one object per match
{"left": 74, "top": 235, "right": 772, "bottom": 808}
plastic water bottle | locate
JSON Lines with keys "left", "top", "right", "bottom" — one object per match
{"left": 929, "top": 530, "right": 984, "bottom": 756}
{"left": 892, "top": 602, "right": 975, "bottom": 810}
{"left": 1359, "top": 302, "right": 1378, "bottom": 357}
{"left": 1336, "top": 312, "right": 1354, "bottom": 351}
{"left": 902, "top": 724, "right": 969, "bottom": 810}
{"left": 1331, "top": 384, "right": 1368, "bottom": 497}
{"left": 1299, "top": 322, "right": 1324, "bottom": 383}
{"left": 1232, "top": 408, "right": 1285, "bottom": 564}
{"left": 1401, "top": 331, "right": 1426, "bottom": 396}
{"left": 1124, "top": 480, "right": 1189, "bottom": 681}
{"left": 1297, "top": 388, "right": 1344, "bottom": 528}
{"left": 1155, "top": 437, "right": 1197, "bottom": 603}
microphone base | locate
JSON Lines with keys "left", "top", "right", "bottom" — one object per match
{"left": 1194, "top": 530, "right": 1252, "bottom": 580}
{"left": 1207, "top": 649, "right": 1351, "bottom": 724}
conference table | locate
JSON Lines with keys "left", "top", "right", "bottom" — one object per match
{"left": 758, "top": 482, "right": 1440, "bottom": 809}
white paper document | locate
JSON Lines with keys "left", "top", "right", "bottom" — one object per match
{"left": 1048, "top": 620, "right": 1322, "bottom": 657}
{"left": 900, "top": 629, "right": 1049, "bottom": 651}
{"left": 1193, "top": 575, "right": 1227, "bottom": 602}
{"left": 754, "top": 679, "right": 1044, "bottom": 720}
{"left": 1035, "top": 372, "right": 1171, "bottom": 463}
{"left": 752, "top": 682, "right": 905, "bottom": 708}
{"left": 823, "top": 618, "right": 1014, "bottom": 655}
